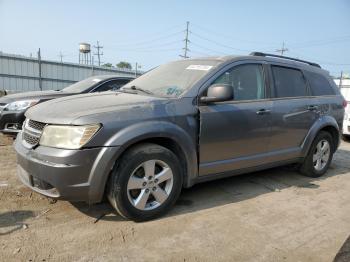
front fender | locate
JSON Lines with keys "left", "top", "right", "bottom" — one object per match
{"left": 88, "top": 121, "right": 198, "bottom": 202}
{"left": 106, "top": 121, "right": 198, "bottom": 185}
{"left": 301, "top": 115, "right": 340, "bottom": 157}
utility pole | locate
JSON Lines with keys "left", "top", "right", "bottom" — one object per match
{"left": 276, "top": 42, "right": 288, "bottom": 56}
{"left": 37, "top": 48, "right": 42, "bottom": 91}
{"left": 339, "top": 71, "right": 343, "bottom": 89}
{"left": 94, "top": 41, "right": 103, "bottom": 66}
{"left": 135, "top": 62, "right": 141, "bottom": 77}
{"left": 91, "top": 56, "right": 95, "bottom": 76}
{"left": 180, "top": 21, "right": 190, "bottom": 59}
{"left": 58, "top": 51, "right": 64, "bottom": 63}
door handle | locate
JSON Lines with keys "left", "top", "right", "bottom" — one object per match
{"left": 308, "top": 105, "right": 319, "bottom": 111}
{"left": 256, "top": 109, "right": 271, "bottom": 115}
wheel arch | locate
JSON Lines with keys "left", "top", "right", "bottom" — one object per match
{"left": 88, "top": 121, "right": 198, "bottom": 203}
{"left": 301, "top": 115, "right": 340, "bottom": 156}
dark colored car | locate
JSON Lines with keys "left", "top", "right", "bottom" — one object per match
{"left": 0, "top": 75, "right": 134, "bottom": 136}
{"left": 14, "top": 52, "right": 345, "bottom": 221}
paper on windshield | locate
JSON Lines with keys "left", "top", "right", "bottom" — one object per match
{"left": 186, "top": 65, "right": 213, "bottom": 71}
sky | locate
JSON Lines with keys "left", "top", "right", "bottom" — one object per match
{"left": 0, "top": 0, "right": 349, "bottom": 76}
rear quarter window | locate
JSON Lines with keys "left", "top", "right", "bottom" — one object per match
{"left": 304, "top": 71, "right": 335, "bottom": 96}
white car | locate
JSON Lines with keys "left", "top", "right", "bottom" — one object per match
{"left": 340, "top": 85, "right": 350, "bottom": 138}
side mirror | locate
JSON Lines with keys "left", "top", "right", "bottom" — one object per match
{"left": 200, "top": 84, "right": 233, "bottom": 103}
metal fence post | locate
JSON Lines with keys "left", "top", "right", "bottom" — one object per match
{"left": 91, "top": 56, "right": 95, "bottom": 76}
{"left": 38, "top": 48, "right": 42, "bottom": 90}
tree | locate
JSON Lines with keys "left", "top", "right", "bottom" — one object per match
{"left": 116, "top": 61, "right": 132, "bottom": 69}
{"left": 102, "top": 63, "right": 113, "bottom": 68}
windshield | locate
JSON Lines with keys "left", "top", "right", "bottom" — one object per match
{"left": 62, "top": 77, "right": 104, "bottom": 93}
{"left": 122, "top": 59, "right": 220, "bottom": 98}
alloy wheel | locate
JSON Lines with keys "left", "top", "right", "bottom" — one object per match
{"left": 127, "top": 160, "right": 174, "bottom": 211}
{"left": 313, "top": 139, "right": 331, "bottom": 171}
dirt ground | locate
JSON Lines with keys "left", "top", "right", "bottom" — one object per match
{"left": 1, "top": 134, "right": 350, "bottom": 262}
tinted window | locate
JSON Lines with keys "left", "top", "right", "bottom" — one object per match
{"left": 96, "top": 79, "right": 130, "bottom": 92}
{"left": 212, "top": 64, "right": 265, "bottom": 101}
{"left": 62, "top": 77, "right": 104, "bottom": 93}
{"left": 305, "top": 71, "right": 335, "bottom": 96}
{"left": 272, "top": 66, "right": 307, "bottom": 98}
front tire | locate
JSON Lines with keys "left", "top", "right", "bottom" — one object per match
{"left": 300, "top": 131, "right": 334, "bottom": 178}
{"left": 107, "top": 143, "right": 183, "bottom": 221}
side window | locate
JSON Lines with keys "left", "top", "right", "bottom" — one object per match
{"left": 271, "top": 66, "right": 308, "bottom": 98}
{"left": 212, "top": 64, "right": 265, "bottom": 101}
{"left": 95, "top": 80, "right": 129, "bottom": 92}
{"left": 304, "top": 71, "right": 335, "bottom": 96}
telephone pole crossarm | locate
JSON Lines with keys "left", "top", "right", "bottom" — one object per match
{"left": 276, "top": 42, "right": 288, "bottom": 56}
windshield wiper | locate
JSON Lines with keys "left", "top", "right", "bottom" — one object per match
{"left": 124, "top": 86, "right": 154, "bottom": 95}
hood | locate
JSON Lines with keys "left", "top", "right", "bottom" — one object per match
{"left": 25, "top": 91, "right": 167, "bottom": 125}
{"left": 0, "top": 90, "right": 75, "bottom": 104}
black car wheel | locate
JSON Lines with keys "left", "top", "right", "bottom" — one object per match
{"left": 300, "top": 131, "right": 334, "bottom": 178}
{"left": 107, "top": 143, "right": 183, "bottom": 221}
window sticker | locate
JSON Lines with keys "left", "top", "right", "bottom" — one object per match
{"left": 186, "top": 65, "right": 213, "bottom": 71}
{"left": 166, "top": 86, "right": 183, "bottom": 96}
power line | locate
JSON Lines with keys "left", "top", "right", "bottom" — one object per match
{"left": 276, "top": 42, "right": 288, "bottom": 55}
{"left": 191, "top": 22, "right": 279, "bottom": 46}
{"left": 93, "top": 41, "right": 103, "bottom": 66}
{"left": 190, "top": 50, "right": 212, "bottom": 57}
{"left": 190, "top": 42, "right": 228, "bottom": 56}
{"left": 180, "top": 21, "right": 190, "bottom": 59}
{"left": 102, "top": 47, "right": 180, "bottom": 53}
{"left": 104, "top": 39, "right": 181, "bottom": 51}
{"left": 190, "top": 31, "right": 251, "bottom": 53}
{"left": 288, "top": 51, "right": 350, "bottom": 66}
{"left": 106, "top": 30, "right": 184, "bottom": 48}
{"left": 288, "top": 35, "right": 350, "bottom": 49}
{"left": 106, "top": 23, "right": 184, "bottom": 46}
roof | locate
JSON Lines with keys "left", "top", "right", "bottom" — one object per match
{"left": 187, "top": 53, "right": 324, "bottom": 72}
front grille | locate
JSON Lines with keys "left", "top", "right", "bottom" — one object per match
{"left": 23, "top": 131, "right": 40, "bottom": 146}
{"left": 28, "top": 120, "right": 46, "bottom": 131}
{"left": 22, "top": 119, "right": 46, "bottom": 148}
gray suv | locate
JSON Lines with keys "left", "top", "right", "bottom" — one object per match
{"left": 14, "top": 52, "right": 345, "bottom": 221}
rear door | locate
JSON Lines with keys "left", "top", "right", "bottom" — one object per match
{"left": 198, "top": 62, "right": 273, "bottom": 176}
{"left": 267, "top": 65, "right": 319, "bottom": 160}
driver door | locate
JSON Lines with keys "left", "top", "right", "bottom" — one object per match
{"left": 198, "top": 63, "right": 273, "bottom": 176}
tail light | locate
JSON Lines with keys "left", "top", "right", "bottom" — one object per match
{"left": 343, "top": 100, "right": 348, "bottom": 108}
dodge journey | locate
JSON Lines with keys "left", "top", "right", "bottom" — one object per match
{"left": 14, "top": 52, "right": 345, "bottom": 221}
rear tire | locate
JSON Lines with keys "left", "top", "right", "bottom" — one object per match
{"left": 107, "top": 143, "right": 183, "bottom": 221}
{"left": 300, "top": 131, "right": 334, "bottom": 178}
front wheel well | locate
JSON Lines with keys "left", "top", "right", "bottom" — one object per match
{"left": 107, "top": 137, "right": 188, "bottom": 188}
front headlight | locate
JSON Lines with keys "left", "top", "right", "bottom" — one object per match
{"left": 39, "top": 124, "right": 101, "bottom": 149}
{"left": 5, "top": 100, "right": 39, "bottom": 111}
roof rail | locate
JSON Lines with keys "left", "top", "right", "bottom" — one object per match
{"left": 250, "top": 52, "right": 321, "bottom": 68}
